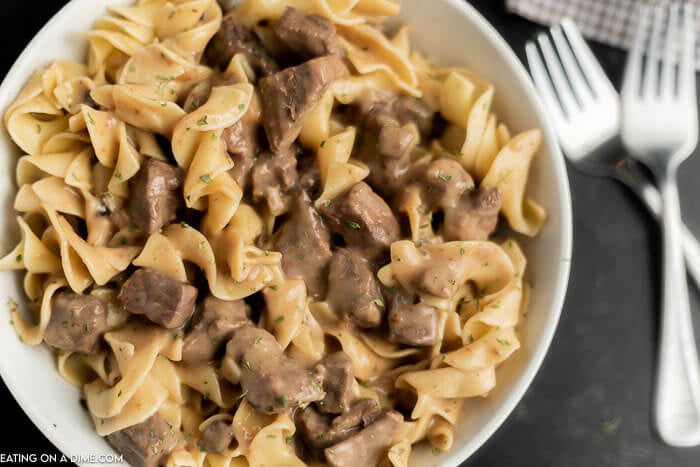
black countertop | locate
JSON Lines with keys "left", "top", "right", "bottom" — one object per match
{"left": 1, "top": 1, "right": 700, "bottom": 466}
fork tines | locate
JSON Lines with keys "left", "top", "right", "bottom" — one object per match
{"left": 525, "top": 19, "right": 620, "bottom": 159}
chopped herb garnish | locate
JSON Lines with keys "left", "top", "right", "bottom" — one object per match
{"left": 211, "top": 133, "right": 217, "bottom": 140}
{"left": 198, "top": 241, "right": 205, "bottom": 250}
{"left": 128, "top": 65, "right": 135, "bottom": 73}
{"left": 254, "top": 336, "right": 263, "bottom": 345}
{"left": 83, "top": 324, "right": 89, "bottom": 334}
{"left": 119, "top": 237, "right": 128, "bottom": 245}
{"left": 361, "top": 46, "right": 369, "bottom": 51}
{"left": 420, "top": 223, "right": 429, "bottom": 229}
{"left": 269, "top": 284, "right": 278, "bottom": 291}
{"left": 296, "top": 253, "right": 305, "bottom": 260}
{"left": 237, "top": 389, "right": 249, "bottom": 400}
{"left": 311, "top": 380, "right": 322, "bottom": 390}
{"left": 601, "top": 416, "right": 621, "bottom": 435}
{"left": 266, "top": 406, "right": 274, "bottom": 412}
{"left": 203, "top": 392, "right": 210, "bottom": 400}
{"left": 174, "top": 333, "right": 183, "bottom": 341}
{"left": 87, "top": 112, "right": 95, "bottom": 125}
{"left": 373, "top": 298, "right": 385, "bottom": 308}
{"left": 197, "top": 115, "right": 208, "bottom": 126}
{"left": 448, "top": 279, "right": 456, "bottom": 285}
{"left": 437, "top": 173, "right": 452, "bottom": 182}
{"left": 114, "top": 171, "right": 123, "bottom": 181}
{"left": 347, "top": 220, "right": 361, "bottom": 230}
{"left": 322, "top": 199, "right": 332, "bottom": 207}
{"left": 496, "top": 338, "right": 510, "bottom": 346}
{"left": 36, "top": 124, "right": 41, "bottom": 134}
{"left": 168, "top": 10, "right": 175, "bottom": 19}
{"left": 460, "top": 247, "right": 465, "bottom": 256}
{"left": 275, "top": 315, "right": 285, "bottom": 322}
{"left": 266, "top": 434, "right": 276, "bottom": 439}
{"left": 238, "top": 104, "right": 245, "bottom": 110}
{"left": 179, "top": 221, "right": 189, "bottom": 228}
{"left": 320, "top": 140, "right": 326, "bottom": 148}
{"left": 242, "top": 360, "right": 252, "bottom": 371}
{"left": 199, "top": 174, "right": 213, "bottom": 184}
{"left": 15, "top": 254, "right": 22, "bottom": 263}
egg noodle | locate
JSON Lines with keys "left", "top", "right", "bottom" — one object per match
{"left": 1, "top": 0, "right": 545, "bottom": 465}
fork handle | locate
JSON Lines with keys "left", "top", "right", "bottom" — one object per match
{"left": 654, "top": 174, "right": 700, "bottom": 446}
{"left": 616, "top": 160, "right": 700, "bottom": 290}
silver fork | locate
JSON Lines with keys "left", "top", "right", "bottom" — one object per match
{"left": 525, "top": 18, "right": 700, "bottom": 291}
{"left": 621, "top": 4, "right": 700, "bottom": 446}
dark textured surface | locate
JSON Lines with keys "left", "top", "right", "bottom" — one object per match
{"left": 1, "top": 1, "right": 700, "bottom": 466}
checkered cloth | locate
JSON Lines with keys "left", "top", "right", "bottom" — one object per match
{"left": 505, "top": 0, "right": 700, "bottom": 67}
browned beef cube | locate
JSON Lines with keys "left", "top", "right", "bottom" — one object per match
{"left": 106, "top": 413, "right": 179, "bottom": 467}
{"left": 392, "top": 95, "right": 435, "bottom": 138}
{"left": 377, "top": 122, "right": 415, "bottom": 159}
{"left": 317, "top": 352, "right": 355, "bottom": 414}
{"left": 251, "top": 149, "right": 299, "bottom": 216}
{"left": 226, "top": 326, "right": 325, "bottom": 414}
{"left": 421, "top": 158, "right": 474, "bottom": 208}
{"left": 260, "top": 55, "right": 348, "bottom": 153}
{"left": 205, "top": 13, "right": 278, "bottom": 76}
{"left": 298, "top": 399, "right": 381, "bottom": 450}
{"left": 274, "top": 191, "right": 333, "bottom": 298}
{"left": 199, "top": 420, "right": 234, "bottom": 454}
{"left": 324, "top": 410, "right": 403, "bottom": 467}
{"left": 319, "top": 182, "right": 400, "bottom": 259}
{"left": 443, "top": 187, "right": 502, "bottom": 241}
{"left": 43, "top": 292, "right": 107, "bottom": 354}
{"left": 118, "top": 269, "right": 197, "bottom": 329}
{"left": 129, "top": 158, "right": 183, "bottom": 234}
{"left": 182, "top": 297, "right": 250, "bottom": 365}
{"left": 273, "top": 7, "right": 343, "bottom": 59}
{"left": 325, "top": 248, "right": 384, "bottom": 328}
{"left": 388, "top": 290, "right": 438, "bottom": 347}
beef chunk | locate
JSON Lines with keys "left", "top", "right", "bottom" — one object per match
{"left": 274, "top": 191, "right": 332, "bottom": 298}
{"left": 118, "top": 268, "right": 197, "bottom": 329}
{"left": 129, "top": 158, "right": 183, "bottom": 234}
{"left": 251, "top": 149, "right": 298, "bottom": 216}
{"left": 206, "top": 13, "right": 278, "bottom": 76}
{"left": 392, "top": 95, "right": 435, "bottom": 138}
{"left": 260, "top": 55, "right": 348, "bottom": 153}
{"left": 106, "top": 413, "right": 179, "bottom": 467}
{"left": 325, "top": 248, "right": 384, "bottom": 328}
{"left": 319, "top": 182, "right": 400, "bottom": 259}
{"left": 43, "top": 292, "right": 107, "bottom": 353}
{"left": 413, "top": 257, "right": 466, "bottom": 299}
{"left": 421, "top": 158, "right": 475, "bottom": 208}
{"left": 317, "top": 352, "right": 355, "bottom": 414}
{"left": 324, "top": 410, "right": 402, "bottom": 467}
{"left": 225, "top": 326, "right": 325, "bottom": 413}
{"left": 388, "top": 290, "right": 438, "bottom": 347}
{"left": 182, "top": 297, "right": 250, "bottom": 365}
{"left": 199, "top": 420, "right": 234, "bottom": 454}
{"left": 443, "top": 187, "right": 502, "bottom": 241}
{"left": 273, "top": 7, "right": 343, "bottom": 59}
{"left": 377, "top": 122, "right": 415, "bottom": 159}
{"left": 298, "top": 399, "right": 382, "bottom": 450}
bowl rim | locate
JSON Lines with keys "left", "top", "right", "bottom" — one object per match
{"left": 0, "top": 0, "right": 573, "bottom": 465}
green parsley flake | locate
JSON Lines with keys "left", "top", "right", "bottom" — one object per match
{"left": 87, "top": 112, "right": 95, "bottom": 125}
{"left": 179, "top": 221, "right": 189, "bottom": 228}
{"left": 320, "top": 140, "right": 326, "bottom": 148}
{"left": 373, "top": 298, "right": 385, "bottom": 308}
{"left": 15, "top": 254, "right": 22, "bottom": 263}
{"left": 168, "top": 10, "right": 175, "bottom": 19}
{"left": 254, "top": 337, "right": 263, "bottom": 345}
{"left": 347, "top": 220, "right": 361, "bottom": 230}
{"left": 119, "top": 237, "right": 128, "bottom": 245}
{"left": 269, "top": 284, "right": 279, "bottom": 291}
{"left": 460, "top": 247, "right": 465, "bottom": 256}
{"left": 198, "top": 241, "right": 205, "bottom": 250}
{"left": 238, "top": 104, "right": 245, "bottom": 111}
{"left": 197, "top": 115, "right": 208, "bottom": 126}
{"left": 36, "top": 124, "right": 41, "bottom": 134}
{"left": 496, "top": 338, "right": 510, "bottom": 346}
{"left": 437, "top": 173, "right": 452, "bottom": 182}
{"left": 275, "top": 315, "right": 285, "bottom": 322}
{"left": 200, "top": 174, "right": 213, "bottom": 184}
{"left": 114, "top": 172, "right": 123, "bottom": 181}
{"left": 601, "top": 416, "right": 621, "bottom": 435}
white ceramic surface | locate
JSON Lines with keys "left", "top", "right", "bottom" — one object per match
{"left": 0, "top": 1, "right": 572, "bottom": 466}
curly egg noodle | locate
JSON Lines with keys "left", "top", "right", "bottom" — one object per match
{"left": 0, "top": 0, "right": 546, "bottom": 466}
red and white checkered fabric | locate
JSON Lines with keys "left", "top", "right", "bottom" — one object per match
{"left": 505, "top": 0, "right": 700, "bottom": 68}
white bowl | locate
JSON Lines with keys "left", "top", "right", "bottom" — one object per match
{"left": 0, "top": 0, "right": 572, "bottom": 465}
